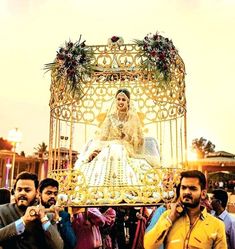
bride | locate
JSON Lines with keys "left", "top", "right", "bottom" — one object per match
{"left": 74, "top": 88, "right": 159, "bottom": 187}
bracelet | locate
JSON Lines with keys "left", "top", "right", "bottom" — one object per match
{"left": 166, "top": 216, "right": 172, "bottom": 225}
{"left": 41, "top": 216, "right": 49, "bottom": 224}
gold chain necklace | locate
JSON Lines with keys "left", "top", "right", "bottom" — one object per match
{"left": 111, "top": 113, "right": 128, "bottom": 130}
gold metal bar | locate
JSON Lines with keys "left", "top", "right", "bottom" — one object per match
{"left": 69, "top": 105, "right": 73, "bottom": 169}
{"left": 180, "top": 118, "right": 183, "bottom": 166}
{"left": 54, "top": 118, "right": 59, "bottom": 170}
{"left": 48, "top": 116, "right": 53, "bottom": 171}
{"left": 184, "top": 111, "right": 188, "bottom": 168}
{"left": 175, "top": 118, "right": 178, "bottom": 167}
{"left": 170, "top": 120, "right": 173, "bottom": 164}
{"left": 159, "top": 121, "right": 162, "bottom": 165}
{"left": 58, "top": 120, "right": 61, "bottom": 170}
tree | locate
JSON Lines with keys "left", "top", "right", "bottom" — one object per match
{"left": 34, "top": 142, "right": 48, "bottom": 158}
{"left": 192, "top": 137, "right": 215, "bottom": 158}
{"left": 20, "top": 151, "right": 25, "bottom": 157}
{"left": 0, "top": 137, "right": 13, "bottom": 150}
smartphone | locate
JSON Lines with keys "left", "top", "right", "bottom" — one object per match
{"left": 176, "top": 202, "right": 186, "bottom": 216}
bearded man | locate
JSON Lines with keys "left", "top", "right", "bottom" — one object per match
{"left": 144, "top": 170, "right": 227, "bottom": 249}
{"left": 38, "top": 178, "right": 76, "bottom": 249}
{"left": 0, "top": 171, "right": 63, "bottom": 249}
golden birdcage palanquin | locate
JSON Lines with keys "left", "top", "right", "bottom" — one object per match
{"left": 48, "top": 38, "right": 187, "bottom": 207}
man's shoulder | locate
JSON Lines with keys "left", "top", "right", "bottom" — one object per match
{"left": 0, "top": 203, "right": 16, "bottom": 223}
{"left": 205, "top": 212, "right": 225, "bottom": 225}
{"left": 205, "top": 211, "right": 218, "bottom": 219}
{"left": 0, "top": 203, "right": 14, "bottom": 213}
{"left": 226, "top": 212, "right": 235, "bottom": 223}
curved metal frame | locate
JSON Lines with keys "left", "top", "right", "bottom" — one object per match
{"left": 48, "top": 42, "right": 187, "bottom": 207}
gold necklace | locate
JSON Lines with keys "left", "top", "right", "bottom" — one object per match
{"left": 111, "top": 113, "right": 127, "bottom": 130}
{"left": 117, "top": 111, "right": 128, "bottom": 121}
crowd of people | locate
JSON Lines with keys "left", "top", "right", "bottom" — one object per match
{"left": 1, "top": 89, "right": 234, "bottom": 248}
{"left": 0, "top": 169, "right": 234, "bottom": 249}
{"left": 0, "top": 171, "right": 148, "bottom": 249}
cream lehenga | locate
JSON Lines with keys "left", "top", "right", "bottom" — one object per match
{"left": 74, "top": 90, "right": 160, "bottom": 188}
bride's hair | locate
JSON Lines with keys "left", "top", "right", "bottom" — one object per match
{"left": 115, "top": 88, "right": 130, "bottom": 99}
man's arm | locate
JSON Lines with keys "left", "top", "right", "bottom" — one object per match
{"left": 144, "top": 210, "right": 172, "bottom": 249}
{"left": 44, "top": 222, "right": 64, "bottom": 249}
{"left": 228, "top": 217, "right": 235, "bottom": 249}
{"left": 146, "top": 205, "right": 166, "bottom": 232}
{"left": 0, "top": 207, "right": 30, "bottom": 242}
{"left": 213, "top": 220, "right": 227, "bottom": 249}
{"left": 144, "top": 201, "right": 184, "bottom": 249}
{"left": 0, "top": 222, "right": 19, "bottom": 242}
{"left": 36, "top": 207, "right": 64, "bottom": 249}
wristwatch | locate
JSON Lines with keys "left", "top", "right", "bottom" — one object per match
{"left": 41, "top": 216, "right": 49, "bottom": 224}
{"left": 55, "top": 217, "right": 62, "bottom": 224}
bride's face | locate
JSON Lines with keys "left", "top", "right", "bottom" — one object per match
{"left": 116, "top": 93, "right": 129, "bottom": 112}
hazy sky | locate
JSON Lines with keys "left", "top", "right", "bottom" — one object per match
{"left": 0, "top": 0, "right": 235, "bottom": 156}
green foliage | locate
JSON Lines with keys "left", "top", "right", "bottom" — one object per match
{"left": 192, "top": 137, "right": 215, "bottom": 158}
{"left": 20, "top": 151, "right": 25, "bottom": 157}
{"left": 34, "top": 142, "right": 47, "bottom": 153}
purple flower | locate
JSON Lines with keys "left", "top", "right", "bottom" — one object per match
{"left": 57, "top": 54, "right": 65, "bottom": 60}
{"left": 150, "top": 50, "right": 157, "bottom": 57}
{"left": 153, "top": 34, "right": 159, "bottom": 40}
{"left": 111, "top": 36, "right": 119, "bottom": 42}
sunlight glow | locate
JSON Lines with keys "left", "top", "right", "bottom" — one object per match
{"left": 187, "top": 150, "right": 198, "bottom": 161}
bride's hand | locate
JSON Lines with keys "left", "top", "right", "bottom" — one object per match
{"left": 88, "top": 150, "right": 101, "bottom": 162}
{"left": 121, "top": 132, "right": 125, "bottom": 139}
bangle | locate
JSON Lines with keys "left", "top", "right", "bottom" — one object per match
{"left": 41, "top": 216, "right": 49, "bottom": 224}
{"left": 166, "top": 216, "right": 172, "bottom": 225}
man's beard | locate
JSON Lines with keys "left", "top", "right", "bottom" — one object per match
{"left": 41, "top": 198, "right": 56, "bottom": 208}
{"left": 17, "top": 197, "right": 37, "bottom": 211}
{"left": 182, "top": 197, "right": 201, "bottom": 208}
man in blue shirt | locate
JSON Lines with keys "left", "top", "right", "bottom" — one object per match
{"left": 39, "top": 178, "right": 76, "bottom": 249}
{"left": 211, "top": 189, "right": 235, "bottom": 249}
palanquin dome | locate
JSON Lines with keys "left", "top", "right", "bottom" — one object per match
{"left": 46, "top": 34, "right": 187, "bottom": 207}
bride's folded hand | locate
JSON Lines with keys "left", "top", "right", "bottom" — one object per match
{"left": 121, "top": 132, "right": 126, "bottom": 139}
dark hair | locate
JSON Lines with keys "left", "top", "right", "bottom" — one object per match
{"left": 39, "top": 178, "right": 59, "bottom": 193}
{"left": 14, "top": 171, "right": 39, "bottom": 190}
{"left": 0, "top": 188, "right": 11, "bottom": 204}
{"left": 180, "top": 170, "right": 206, "bottom": 190}
{"left": 115, "top": 88, "right": 130, "bottom": 99}
{"left": 212, "top": 189, "right": 228, "bottom": 208}
{"left": 175, "top": 183, "right": 180, "bottom": 199}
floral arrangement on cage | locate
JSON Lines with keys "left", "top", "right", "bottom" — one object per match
{"left": 135, "top": 32, "right": 179, "bottom": 82}
{"left": 44, "top": 36, "right": 93, "bottom": 95}
{"left": 108, "top": 36, "right": 124, "bottom": 48}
